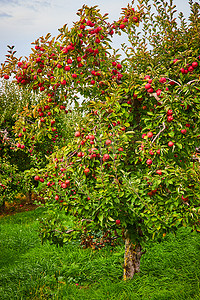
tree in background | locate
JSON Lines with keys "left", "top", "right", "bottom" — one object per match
{"left": 0, "top": 0, "right": 200, "bottom": 280}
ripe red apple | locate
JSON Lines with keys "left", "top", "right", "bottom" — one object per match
{"left": 84, "top": 168, "right": 90, "bottom": 175}
{"left": 55, "top": 195, "right": 59, "bottom": 201}
{"left": 188, "top": 66, "right": 194, "bottom": 72}
{"left": 34, "top": 175, "right": 40, "bottom": 181}
{"left": 167, "top": 109, "right": 173, "bottom": 115}
{"left": 103, "top": 154, "right": 110, "bottom": 161}
{"left": 146, "top": 159, "right": 152, "bottom": 165}
{"left": 88, "top": 134, "right": 95, "bottom": 140}
{"left": 116, "top": 219, "right": 120, "bottom": 225}
{"left": 147, "top": 131, "right": 153, "bottom": 138}
{"left": 149, "top": 150, "right": 154, "bottom": 155}
{"left": 167, "top": 115, "right": 173, "bottom": 122}
{"left": 117, "top": 64, "right": 122, "bottom": 69}
{"left": 159, "top": 77, "right": 166, "bottom": 83}
{"left": 192, "top": 61, "right": 198, "bottom": 68}
{"left": 156, "top": 170, "right": 162, "bottom": 175}
{"left": 64, "top": 66, "right": 70, "bottom": 71}
{"left": 75, "top": 131, "right": 81, "bottom": 137}
{"left": 145, "top": 83, "right": 151, "bottom": 89}
{"left": 181, "top": 129, "right": 187, "bottom": 134}
{"left": 156, "top": 89, "right": 162, "bottom": 96}
{"left": 180, "top": 68, "right": 185, "bottom": 74}
{"left": 133, "top": 16, "right": 138, "bottom": 22}
{"left": 181, "top": 195, "right": 189, "bottom": 202}
{"left": 142, "top": 133, "right": 147, "bottom": 139}
{"left": 168, "top": 141, "right": 174, "bottom": 147}
{"left": 105, "top": 139, "right": 112, "bottom": 145}
{"left": 61, "top": 183, "right": 67, "bottom": 189}
{"left": 156, "top": 149, "right": 161, "bottom": 155}
{"left": 77, "top": 152, "right": 83, "bottom": 157}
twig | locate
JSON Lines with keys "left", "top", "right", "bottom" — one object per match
{"left": 166, "top": 78, "right": 181, "bottom": 86}
{"left": 149, "top": 92, "right": 163, "bottom": 104}
{"left": 151, "top": 122, "right": 166, "bottom": 145}
{"left": 186, "top": 79, "right": 200, "bottom": 85}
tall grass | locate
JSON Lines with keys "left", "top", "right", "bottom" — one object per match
{"left": 0, "top": 208, "right": 199, "bottom": 299}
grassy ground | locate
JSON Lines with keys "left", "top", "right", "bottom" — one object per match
{"left": 0, "top": 208, "right": 200, "bottom": 300}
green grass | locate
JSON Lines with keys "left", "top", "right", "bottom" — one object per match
{"left": 0, "top": 208, "right": 200, "bottom": 300}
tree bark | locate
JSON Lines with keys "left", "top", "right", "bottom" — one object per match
{"left": 26, "top": 188, "right": 32, "bottom": 203}
{"left": 123, "top": 235, "right": 143, "bottom": 280}
{"left": 0, "top": 200, "right": 5, "bottom": 212}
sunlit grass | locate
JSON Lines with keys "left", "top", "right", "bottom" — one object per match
{"left": 0, "top": 208, "right": 199, "bottom": 299}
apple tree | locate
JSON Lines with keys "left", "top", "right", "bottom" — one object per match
{"left": 0, "top": 0, "right": 200, "bottom": 280}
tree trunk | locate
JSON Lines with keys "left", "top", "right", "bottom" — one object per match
{"left": 0, "top": 200, "right": 5, "bottom": 212}
{"left": 123, "top": 235, "right": 143, "bottom": 280}
{"left": 26, "top": 188, "right": 32, "bottom": 203}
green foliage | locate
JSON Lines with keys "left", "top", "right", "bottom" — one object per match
{"left": 0, "top": 0, "right": 200, "bottom": 278}
{"left": 0, "top": 210, "right": 199, "bottom": 299}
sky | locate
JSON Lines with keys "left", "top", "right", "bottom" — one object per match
{"left": 0, "top": 0, "right": 192, "bottom": 64}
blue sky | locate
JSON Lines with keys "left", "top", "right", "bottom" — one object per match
{"left": 0, "top": 0, "right": 191, "bottom": 64}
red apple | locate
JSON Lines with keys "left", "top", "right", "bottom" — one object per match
{"left": 149, "top": 150, "right": 154, "bottom": 155}
{"left": 181, "top": 129, "right": 187, "bottom": 134}
{"left": 64, "top": 66, "right": 70, "bottom": 71}
{"left": 145, "top": 83, "right": 151, "bottom": 89}
{"left": 167, "top": 109, "right": 173, "bottom": 115}
{"left": 75, "top": 131, "right": 81, "bottom": 137}
{"left": 182, "top": 195, "right": 189, "bottom": 202}
{"left": 84, "top": 168, "right": 90, "bottom": 175}
{"left": 103, "top": 154, "right": 110, "bottom": 161}
{"left": 156, "top": 170, "right": 162, "bottom": 175}
{"left": 147, "top": 131, "right": 153, "bottom": 138}
{"left": 168, "top": 141, "right": 174, "bottom": 147}
{"left": 117, "top": 64, "right": 122, "bottom": 69}
{"left": 192, "top": 61, "right": 198, "bottom": 68}
{"left": 105, "top": 139, "right": 112, "bottom": 145}
{"left": 156, "top": 149, "right": 161, "bottom": 155}
{"left": 116, "top": 219, "right": 120, "bottom": 225}
{"left": 147, "top": 159, "right": 152, "bottom": 165}
{"left": 167, "top": 115, "right": 173, "bottom": 122}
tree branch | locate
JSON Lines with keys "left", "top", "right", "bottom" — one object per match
{"left": 151, "top": 122, "right": 166, "bottom": 146}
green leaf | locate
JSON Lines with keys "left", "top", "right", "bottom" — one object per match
{"left": 176, "top": 143, "right": 182, "bottom": 149}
